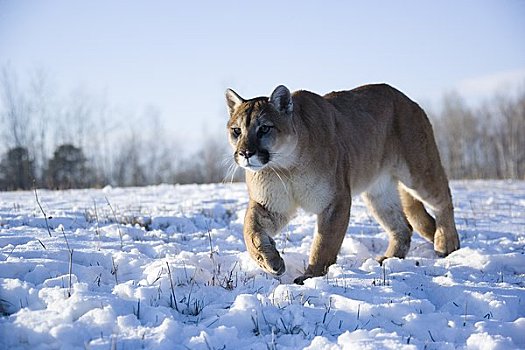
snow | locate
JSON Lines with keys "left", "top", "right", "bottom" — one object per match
{"left": 0, "top": 181, "right": 524, "bottom": 349}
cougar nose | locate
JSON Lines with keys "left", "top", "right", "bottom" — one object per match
{"left": 239, "top": 150, "right": 255, "bottom": 159}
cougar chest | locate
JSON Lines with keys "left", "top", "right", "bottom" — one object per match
{"left": 247, "top": 168, "right": 334, "bottom": 215}
{"left": 247, "top": 170, "right": 295, "bottom": 215}
{"left": 291, "top": 171, "right": 333, "bottom": 214}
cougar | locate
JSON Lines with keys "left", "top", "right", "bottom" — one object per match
{"left": 225, "top": 84, "right": 460, "bottom": 284}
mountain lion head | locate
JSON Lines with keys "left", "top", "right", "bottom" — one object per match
{"left": 225, "top": 85, "right": 298, "bottom": 172}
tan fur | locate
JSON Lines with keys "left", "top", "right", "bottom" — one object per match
{"left": 225, "top": 84, "right": 460, "bottom": 284}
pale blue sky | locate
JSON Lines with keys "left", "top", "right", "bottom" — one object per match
{"left": 1, "top": 1, "right": 524, "bottom": 146}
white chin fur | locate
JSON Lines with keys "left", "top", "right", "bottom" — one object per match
{"left": 238, "top": 156, "right": 266, "bottom": 172}
{"left": 242, "top": 165, "right": 265, "bottom": 172}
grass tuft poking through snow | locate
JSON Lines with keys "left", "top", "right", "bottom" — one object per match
{"left": 0, "top": 181, "right": 524, "bottom": 349}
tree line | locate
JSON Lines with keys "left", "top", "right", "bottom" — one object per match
{"left": 431, "top": 89, "right": 524, "bottom": 179}
{"left": 0, "top": 66, "right": 523, "bottom": 190}
{"left": 0, "top": 66, "right": 237, "bottom": 190}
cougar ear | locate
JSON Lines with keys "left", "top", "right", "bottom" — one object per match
{"left": 269, "top": 85, "right": 293, "bottom": 116}
{"left": 225, "top": 88, "right": 244, "bottom": 116}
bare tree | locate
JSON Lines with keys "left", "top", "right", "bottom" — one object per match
{"left": 140, "top": 106, "right": 177, "bottom": 184}
{"left": 0, "top": 65, "right": 30, "bottom": 149}
{"left": 27, "top": 68, "right": 56, "bottom": 181}
{"left": 171, "top": 137, "right": 232, "bottom": 184}
{"left": 492, "top": 92, "right": 525, "bottom": 179}
{"left": 432, "top": 92, "right": 477, "bottom": 178}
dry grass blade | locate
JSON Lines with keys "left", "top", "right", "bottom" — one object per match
{"left": 34, "top": 187, "right": 52, "bottom": 238}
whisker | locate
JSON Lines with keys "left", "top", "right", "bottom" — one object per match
{"left": 229, "top": 164, "right": 240, "bottom": 184}
{"left": 269, "top": 165, "right": 289, "bottom": 196}
{"left": 269, "top": 162, "right": 293, "bottom": 183}
{"left": 222, "top": 167, "right": 232, "bottom": 184}
{"left": 222, "top": 161, "right": 240, "bottom": 184}
{"left": 268, "top": 151, "right": 298, "bottom": 170}
{"left": 220, "top": 154, "right": 234, "bottom": 166}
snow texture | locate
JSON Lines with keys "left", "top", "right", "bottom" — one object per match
{"left": 0, "top": 181, "right": 524, "bottom": 349}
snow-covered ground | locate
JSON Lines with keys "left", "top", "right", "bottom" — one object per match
{"left": 0, "top": 181, "right": 524, "bottom": 350}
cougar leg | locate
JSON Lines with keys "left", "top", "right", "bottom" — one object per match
{"left": 244, "top": 200, "right": 290, "bottom": 276}
{"left": 398, "top": 177, "right": 460, "bottom": 256}
{"left": 294, "top": 196, "right": 350, "bottom": 285}
{"left": 399, "top": 187, "right": 436, "bottom": 242}
{"left": 362, "top": 175, "right": 413, "bottom": 264}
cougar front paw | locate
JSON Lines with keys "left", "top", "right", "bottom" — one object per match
{"left": 256, "top": 253, "right": 286, "bottom": 276}
{"left": 249, "top": 234, "right": 286, "bottom": 276}
{"left": 293, "top": 273, "right": 313, "bottom": 285}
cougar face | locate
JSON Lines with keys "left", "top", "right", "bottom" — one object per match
{"left": 226, "top": 87, "right": 298, "bottom": 172}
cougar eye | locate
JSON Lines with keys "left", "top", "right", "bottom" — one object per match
{"left": 231, "top": 127, "right": 241, "bottom": 137}
{"left": 259, "top": 125, "right": 272, "bottom": 135}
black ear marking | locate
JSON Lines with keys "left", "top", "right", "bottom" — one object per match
{"left": 225, "top": 88, "right": 245, "bottom": 115}
{"left": 269, "top": 85, "right": 293, "bottom": 116}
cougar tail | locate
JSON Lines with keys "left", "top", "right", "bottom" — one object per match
{"left": 399, "top": 187, "right": 436, "bottom": 242}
